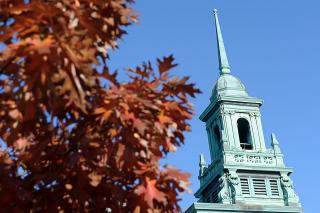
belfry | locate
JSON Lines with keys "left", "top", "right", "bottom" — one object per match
{"left": 185, "top": 10, "right": 303, "bottom": 213}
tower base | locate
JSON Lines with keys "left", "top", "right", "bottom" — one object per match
{"left": 185, "top": 203, "right": 303, "bottom": 213}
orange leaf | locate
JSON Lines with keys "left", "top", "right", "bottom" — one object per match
{"left": 14, "top": 138, "right": 29, "bottom": 150}
{"left": 158, "top": 112, "right": 172, "bottom": 124}
{"left": 115, "top": 143, "right": 125, "bottom": 168}
{"left": 9, "top": 109, "right": 23, "bottom": 121}
{"left": 135, "top": 178, "right": 167, "bottom": 208}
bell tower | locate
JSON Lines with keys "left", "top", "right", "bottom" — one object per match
{"left": 186, "top": 10, "right": 303, "bottom": 213}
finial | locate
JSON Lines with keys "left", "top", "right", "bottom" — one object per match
{"left": 271, "top": 133, "right": 279, "bottom": 145}
{"left": 199, "top": 154, "right": 206, "bottom": 166}
{"left": 271, "top": 133, "right": 281, "bottom": 154}
{"left": 213, "top": 9, "right": 231, "bottom": 75}
{"left": 199, "top": 154, "right": 207, "bottom": 176}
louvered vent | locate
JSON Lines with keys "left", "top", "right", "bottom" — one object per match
{"left": 240, "top": 178, "right": 250, "bottom": 195}
{"left": 252, "top": 179, "right": 267, "bottom": 196}
{"left": 269, "top": 179, "right": 279, "bottom": 196}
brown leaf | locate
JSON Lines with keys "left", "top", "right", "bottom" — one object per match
{"left": 158, "top": 55, "right": 177, "bottom": 75}
{"left": 115, "top": 143, "right": 125, "bottom": 168}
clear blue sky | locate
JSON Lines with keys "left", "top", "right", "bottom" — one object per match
{"left": 108, "top": 0, "right": 320, "bottom": 212}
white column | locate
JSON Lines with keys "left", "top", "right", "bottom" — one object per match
{"left": 222, "top": 112, "right": 236, "bottom": 148}
{"left": 230, "top": 113, "right": 240, "bottom": 148}
{"left": 255, "top": 113, "right": 266, "bottom": 150}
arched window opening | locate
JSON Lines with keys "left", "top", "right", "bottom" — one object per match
{"left": 214, "top": 125, "right": 221, "bottom": 149}
{"left": 237, "top": 118, "right": 253, "bottom": 150}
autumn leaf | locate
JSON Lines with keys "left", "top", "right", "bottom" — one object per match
{"left": 158, "top": 55, "right": 177, "bottom": 75}
{"left": 115, "top": 143, "right": 125, "bottom": 168}
{"left": 94, "top": 107, "right": 113, "bottom": 124}
{"left": 133, "top": 118, "right": 148, "bottom": 135}
{"left": 135, "top": 178, "right": 167, "bottom": 208}
{"left": 88, "top": 172, "right": 102, "bottom": 187}
{"left": 27, "top": 35, "right": 55, "bottom": 54}
{"left": 14, "top": 138, "right": 30, "bottom": 151}
{"left": 9, "top": 109, "right": 23, "bottom": 121}
{"left": 99, "top": 67, "right": 119, "bottom": 86}
{"left": 158, "top": 111, "right": 172, "bottom": 124}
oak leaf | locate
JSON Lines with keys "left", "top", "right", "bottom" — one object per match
{"left": 158, "top": 55, "right": 177, "bottom": 75}
{"left": 135, "top": 178, "right": 167, "bottom": 208}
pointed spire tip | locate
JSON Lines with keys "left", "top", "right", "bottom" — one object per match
{"left": 212, "top": 8, "right": 231, "bottom": 75}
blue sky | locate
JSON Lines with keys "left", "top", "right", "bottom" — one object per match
{"left": 110, "top": 0, "right": 320, "bottom": 212}
{"left": 0, "top": 1, "right": 318, "bottom": 211}
{"left": 108, "top": 0, "right": 320, "bottom": 211}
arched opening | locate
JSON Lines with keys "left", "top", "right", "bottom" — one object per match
{"left": 237, "top": 118, "right": 253, "bottom": 150}
{"left": 214, "top": 125, "right": 221, "bottom": 149}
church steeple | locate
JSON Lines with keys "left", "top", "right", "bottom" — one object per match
{"left": 186, "top": 9, "right": 302, "bottom": 213}
{"left": 213, "top": 9, "right": 231, "bottom": 75}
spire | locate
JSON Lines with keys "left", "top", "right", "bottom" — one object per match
{"left": 213, "top": 9, "right": 231, "bottom": 75}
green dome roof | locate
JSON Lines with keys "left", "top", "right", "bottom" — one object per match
{"left": 211, "top": 74, "right": 248, "bottom": 99}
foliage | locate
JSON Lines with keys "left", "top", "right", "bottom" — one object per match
{"left": 0, "top": 0, "right": 200, "bottom": 212}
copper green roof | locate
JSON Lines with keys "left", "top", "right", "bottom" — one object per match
{"left": 211, "top": 9, "right": 248, "bottom": 100}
